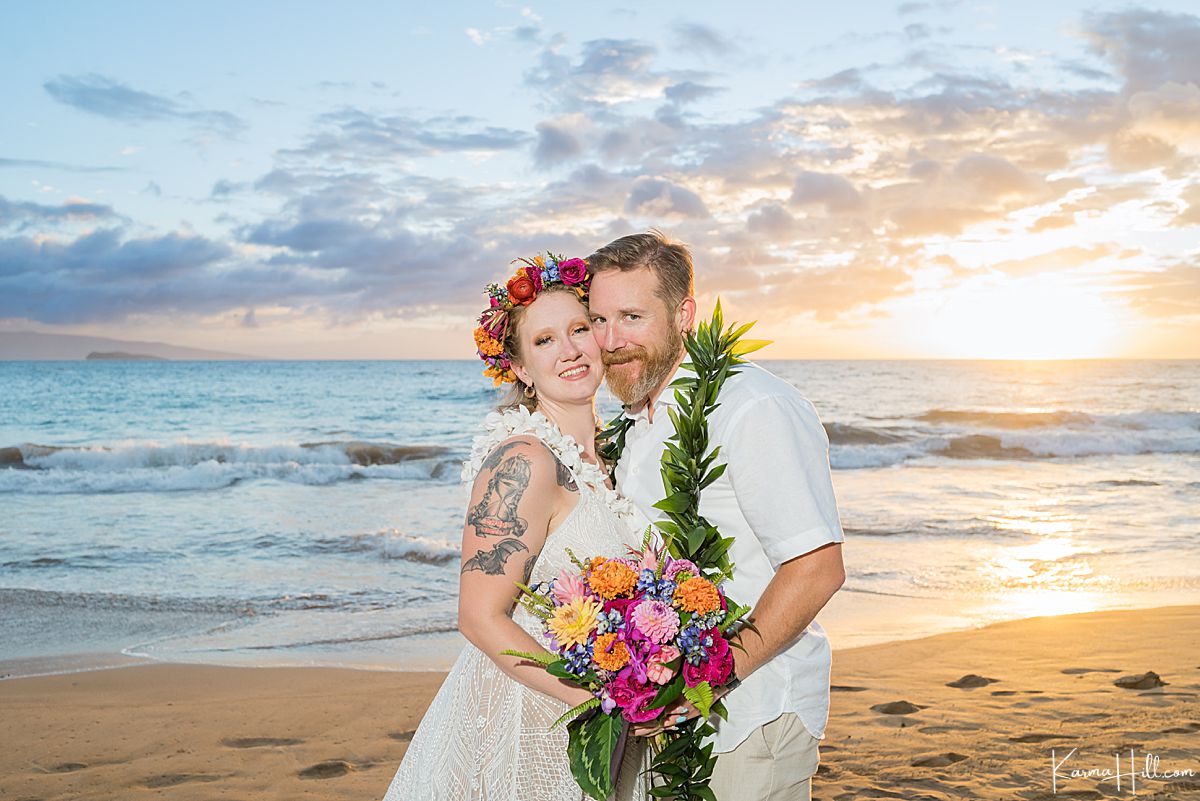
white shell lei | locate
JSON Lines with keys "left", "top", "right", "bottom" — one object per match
{"left": 461, "top": 406, "right": 639, "bottom": 529}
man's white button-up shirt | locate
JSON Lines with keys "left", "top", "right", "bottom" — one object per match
{"left": 614, "top": 361, "right": 845, "bottom": 753}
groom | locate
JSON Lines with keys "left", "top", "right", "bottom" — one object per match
{"left": 587, "top": 230, "right": 846, "bottom": 801}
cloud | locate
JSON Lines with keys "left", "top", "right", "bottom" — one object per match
{"left": 43, "top": 74, "right": 246, "bottom": 136}
{"left": 526, "top": 37, "right": 687, "bottom": 110}
{"left": 533, "top": 119, "right": 586, "bottom": 167}
{"left": 1106, "top": 262, "right": 1200, "bottom": 316}
{"left": 1082, "top": 9, "right": 1200, "bottom": 95}
{"left": 0, "top": 195, "right": 120, "bottom": 230}
{"left": 0, "top": 157, "right": 126, "bottom": 173}
{"left": 991, "top": 245, "right": 1116, "bottom": 278}
{"left": 283, "top": 108, "right": 532, "bottom": 163}
{"left": 663, "top": 80, "right": 724, "bottom": 105}
{"left": 0, "top": 228, "right": 236, "bottom": 323}
{"left": 671, "top": 22, "right": 740, "bottom": 58}
{"left": 625, "top": 177, "right": 709, "bottom": 218}
{"left": 790, "top": 171, "right": 862, "bottom": 213}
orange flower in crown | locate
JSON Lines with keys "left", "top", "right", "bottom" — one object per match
{"left": 472, "top": 253, "right": 591, "bottom": 385}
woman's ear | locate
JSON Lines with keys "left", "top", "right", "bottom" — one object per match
{"left": 512, "top": 361, "right": 532, "bottom": 387}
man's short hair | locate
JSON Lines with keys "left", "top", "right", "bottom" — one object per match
{"left": 587, "top": 229, "right": 694, "bottom": 312}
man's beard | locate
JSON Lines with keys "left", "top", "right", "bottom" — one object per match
{"left": 601, "top": 327, "right": 684, "bottom": 407}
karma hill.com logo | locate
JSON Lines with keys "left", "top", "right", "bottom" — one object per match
{"left": 1051, "top": 748, "right": 1197, "bottom": 795}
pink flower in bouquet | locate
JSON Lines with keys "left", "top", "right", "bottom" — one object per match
{"left": 637, "top": 547, "right": 658, "bottom": 574}
{"left": 552, "top": 567, "right": 588, "bottom": 605}
{"left": 557, "top": 257, "right": 588, "bottom": 285}
{"left": 683, "top": 632, "right": 734, "bottom": 687}
{"left": 646, "top": 645, "right": 680, "bottom": 685}
{"left": 631, "top": 599, "right": 680, "bottom": 645}
{"left": 664, "top": 558, "right": 699, "bottom": 581}
{"left": 607, "top": 674, "right": 661, "bottom": 724}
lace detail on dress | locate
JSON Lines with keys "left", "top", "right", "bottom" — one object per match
{"left": 382, "top": 411, "right": 652, "bottom": 801}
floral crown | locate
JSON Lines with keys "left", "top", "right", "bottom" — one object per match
{"left": 474, "top": 252, "right": 591, "bottom": 386}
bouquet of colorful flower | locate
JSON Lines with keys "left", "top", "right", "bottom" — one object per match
{"left": 502, "top": 531, "right": 751, "bottom": 800}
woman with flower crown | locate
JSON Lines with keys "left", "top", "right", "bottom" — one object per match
{"left": 381, "top": 255, "right": 651, "bottom": 801}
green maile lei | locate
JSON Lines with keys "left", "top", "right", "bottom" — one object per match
{"left": 594, "top": 300, "right": 768, "bottom": 801}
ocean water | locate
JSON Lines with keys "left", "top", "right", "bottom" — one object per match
{"left": 2, "top": 359, "right": 1198, "bottom": 677}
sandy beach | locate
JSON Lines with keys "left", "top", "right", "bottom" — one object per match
{"left": 2, "top": 605, "right": 1197, "bottom": 800}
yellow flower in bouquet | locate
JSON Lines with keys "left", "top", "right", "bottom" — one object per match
{"left": 548, "top": 595, "right": 603, "bottom": 648}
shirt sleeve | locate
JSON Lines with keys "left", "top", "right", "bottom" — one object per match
{"left": 725, "top": 392, "right": 845, "bottom": 570}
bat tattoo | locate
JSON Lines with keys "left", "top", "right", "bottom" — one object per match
{"left": 554, "top": 458, "right": 578, "bottom": 492}
{"left": 461, "top": 538, "right": 529, "bottom": 575}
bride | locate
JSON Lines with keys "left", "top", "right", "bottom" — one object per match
{"left": 382, "top": 256, "right": 651, "bottom": 801}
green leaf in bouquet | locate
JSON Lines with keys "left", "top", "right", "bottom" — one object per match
{"left": 551, "top": 696, "right": 600, "bottom": 730}
{"left": 546, "top": 659, "right": 574, "bottom": 680}
{"left": 711, "top": 698, "right": 729, "bottom": 722}
{"left": 498, "top": 648, "right": 558, "bottom": 666}
{"left": 683, "top": 681, "right": 714, "bottom": 719}
{"left": 566, "top": 708, "right": 626, "bottom": 801}
{"left": 685, "top": 524, "right": 708, "bottom": 555}
{"left": 646, "top": 672, "right": 685, "bottom": 711}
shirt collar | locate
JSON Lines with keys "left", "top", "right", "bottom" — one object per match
{"left": 621, "top": 363, "right": 688, "bottom": 422}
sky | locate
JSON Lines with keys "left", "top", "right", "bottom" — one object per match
{"left": 2, "top": 1, "right": 1198, "bottom": 359}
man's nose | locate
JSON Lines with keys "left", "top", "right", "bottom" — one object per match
{"left": 603, "top": 323, "right": 623, "bottom": 352}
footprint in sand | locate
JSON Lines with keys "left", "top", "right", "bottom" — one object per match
{"left": 299, "top": 760, "right": 354, "bottom": 780}
{"left": 946, "top": 674, "right": 998, "bottom": 688}
{"left": 142, "top": 773, "right": 222, "bottom": 788}
{"left": 1062, "top": 667, "right": 1122, "bottom": 675}
{"left": 991, "top": 690, "right": 1018, "bottom": 696}
{"left": 1160, "top": 722, "right": 1200, "bottom": 734}
{"left": 830, "top": 684, "right": 870, "bottom": 692}
{"left": 46, "top": 762, "right": 89, "bottom": 773}
{"left": 918, "top": 724, "right": 982, "bottom": 734}
{"left": 1009, "top": 733, "right": 1079, "bottom": 743}
{"left": 388, "top": 731, "right": 416, "bottom": 742}
{"left": 870, "top": 700, "right": 926, "bottom": 715}
{"left": 911, "top": 752, "right": 969, "bottom": 767}
{"left": 1114, "top": 671, "right": 1167, "bottom": 689}
{"left": 221, "top": 737, "right": 304, "bottom": 748}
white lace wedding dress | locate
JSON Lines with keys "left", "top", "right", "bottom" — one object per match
{"left": 382, "top": 407, "right": 652, "bottom": 801}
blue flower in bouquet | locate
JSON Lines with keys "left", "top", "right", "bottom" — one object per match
{"left": 677, "top": 624, "right": 714, "bottom": 666}
{"left": 594, "top": 608, "right": 626, "bottom": 636}
{"left": 636, "top": 568, "right": 676, "bottom": 602}
{"left": 563, "top": 642, "right": 593, "bottom": 676}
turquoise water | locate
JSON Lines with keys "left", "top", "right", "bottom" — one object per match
{"left": 2, "top": 359, "right": 1199, "bottom": 675}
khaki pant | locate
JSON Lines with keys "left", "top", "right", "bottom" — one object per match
{"left": 709, "top": 713, "right": 820, "bottom": 801}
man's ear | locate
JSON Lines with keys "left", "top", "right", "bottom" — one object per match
{"left": 677, "top": 296, "right": 697, "bottom": 335}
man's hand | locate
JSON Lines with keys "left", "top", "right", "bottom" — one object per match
{"left": 629, "top": 684, "right": 736, "bottom": 737}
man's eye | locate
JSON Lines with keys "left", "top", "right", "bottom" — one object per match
{"left": 625, "top": 313, "right": 640, "bottom": 321}
{"left": 591, "top": 317, "right": 605, "bottom": 325}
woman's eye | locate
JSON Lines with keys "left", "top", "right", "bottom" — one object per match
{"left": 535, "top": 336, "right": 551, "bottom": 346}
{"left": 573, "top": 325, "right": 589, "bottom": 335}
